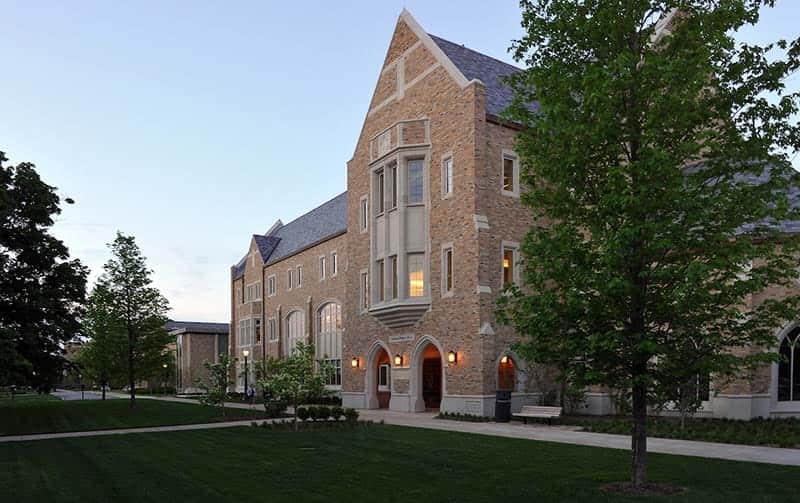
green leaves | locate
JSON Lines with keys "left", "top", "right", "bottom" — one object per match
{"left": 501, "top": 1, "right": 800, "bottom": 413}
{"left": 0, "top": 151, "right": 88, "bottom": 390}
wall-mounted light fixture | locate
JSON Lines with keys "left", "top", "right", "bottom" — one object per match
{"left": 351, "top": 357, "right": 359, "bottom": 369}
{"left": 447, "top": 350, "right": 457, "bottom": 364}
{"left": 500, "top": 355, "right": 509, "bottom": 364}
{"left": 394, "top": 354, "right": 403, "bottom": 366}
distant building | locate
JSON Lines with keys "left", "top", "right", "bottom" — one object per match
{"left": 167, "top": 321, "right": 229, "bottom": 394}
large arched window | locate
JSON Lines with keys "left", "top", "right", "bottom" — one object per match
{"left": 778, "top": 327, "right": 800, "bottom": 401}
{"left": 317, "top": 302, "right": 342, "bottom": 386}
{"left": 284, "top": 310, "right": 305, "bottom": 357}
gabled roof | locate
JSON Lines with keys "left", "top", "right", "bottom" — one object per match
{"left": 166, "top": 320, "right": 229, "bottom": 335}
{"left": 265, "top": 191, "right": 347, "bottom": 265}
{"left": 254, "top": 235, "right": 280, "bottom": 261}
{"left": 232, "top": 192, "right": 348, "bottom": 279}
{"left": 428, "top": 34, "right": 532, "bottom": 117}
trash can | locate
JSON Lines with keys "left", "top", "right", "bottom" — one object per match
{"left": 495, "top": 390, "right": 512, "bottom": 422}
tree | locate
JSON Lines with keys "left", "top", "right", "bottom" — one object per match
{"left": 257, "top": 343, "right": 331, "bottom": 430}
{"left": 77, "top": 282, "right": 127, "bottom": 399}
{"left": 197, "top": 354, "right": 235, "bottom": 417}
{"left": 0, "top": 151, "right": 88, "bottom": 391}
{"left": 500, "top": 1, "right": 800, "bottom": 489}
{"left": 96, "top": 232, "right": 171, "bottom": 409}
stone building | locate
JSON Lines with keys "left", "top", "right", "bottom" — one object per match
{"left": 230, "top": 10, "right": 800, "bottom": 419}
{"left": 168, "top": 320, "right": 229, "bottom": 394}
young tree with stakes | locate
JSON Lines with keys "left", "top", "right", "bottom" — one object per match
{"left": 499, "top": 0, "right": 800, "bottom": 489}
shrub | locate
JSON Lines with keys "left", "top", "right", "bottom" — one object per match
{"left": 344, "top": 408, "right": 359, "bottom": 422}
{"left": 297, "top": 407, "right": 310, "bottom": 421}
{"left": 264, "top": 400, "right": 287, "bottom": 418}
{"left": 316, "top": 406, "right": 331, "bottom": 420}
{"left": 331, "top": 406, "right": 344, "bottom": 420}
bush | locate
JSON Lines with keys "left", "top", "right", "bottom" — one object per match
{"left": 264, "top": 400, "right": 287, "bottom": 418}
{"left": 344, "top": 408, "right": 359, "bottom": 422}
{"left": 316, "top": 406, "right": 331, "bottom": 420}
{"left": 331, "top": 406, "right": 344, "bottom": 420}
{"left": 297, "top": 407, "right": 310, "bottom": 421}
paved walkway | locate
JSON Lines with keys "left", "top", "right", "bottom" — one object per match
{"left": 51, "top": 389, "right": 107, "bottom": 401}
{"left": 5, "top": 393, "right": 796, "bottom": 466}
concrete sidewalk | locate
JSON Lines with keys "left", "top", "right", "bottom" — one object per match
{"left": 0, "top": 419, "right": 263, "bottom": 443}
{"left": 356, "top": 409, "right": 800, "bottom": 466}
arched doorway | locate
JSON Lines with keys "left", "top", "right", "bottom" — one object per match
{"left": 421, "top": 345, "right": 442, "bottom": 410}
{"left": 375, "top": 348, "right": 391, "bottom": 409}
{"left": 498, "top": 355, "right": 516, "bottom": 391}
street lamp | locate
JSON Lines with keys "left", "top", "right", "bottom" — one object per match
{"left": 242, "top": 349, "right": 250, "bottom": 397}
{"left": 79, "top": 373, "right": 84, "bottom": 400}
{"left": 162, "top": 363, "right": 168, "bottom": 396}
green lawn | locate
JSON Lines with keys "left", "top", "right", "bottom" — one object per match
{"left": 1, "top": 425, "right": 798, "bottom": 502}
{"left": 0, "top": 398, "right": 264, "bottom": 436}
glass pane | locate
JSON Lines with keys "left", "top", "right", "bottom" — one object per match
{"left": 407, "top": 159, "right": 424, "bottom": 204}
{"left": 408, "top": 253, "right": 425, "bottom": 297}
{"left": 503, "top": 157, "right": 514, "bottom": 191}
{"left": 778, "top": 337, "right": 792, "bottom": 401}
{"left": 503, "top": 249, "right": 514, "bottom": 285}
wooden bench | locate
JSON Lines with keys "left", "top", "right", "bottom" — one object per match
{"left": 514, "top": 405, "right": 562, "bottom": 425}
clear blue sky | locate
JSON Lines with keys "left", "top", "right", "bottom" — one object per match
{"left": 2, "top": 1, "right": 797, "bottom": 322}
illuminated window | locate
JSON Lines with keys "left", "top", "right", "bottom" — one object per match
{"left": 503, "top": 247, "right": 516, "bottom": 286}
{"left": 407, "top": 253, "right": 425, "bottom": 297}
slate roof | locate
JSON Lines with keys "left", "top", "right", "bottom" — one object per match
{"left": 265, "top": 191, "right": 348, "bottom": 265}
{"left": 429, "top": 34, "right": 536, "bottom": 117}
{"left": 166, "top": 320, "right": 229, "bottom": 334}
{"left": 232, "top": 192, "right": 348, "bottom": 279}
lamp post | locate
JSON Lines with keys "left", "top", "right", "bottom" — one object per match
{"left": 162, "top": 363, "right": 168, "bottom": 396}
{"left": 242, "top": 349, "right": 250, "bottom": 398}
{"left": 79, "top": 373, "right": 84, "bottom": 400}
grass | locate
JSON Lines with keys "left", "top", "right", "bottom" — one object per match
{"left": 0, "top": 393, "right": 61, "bottom": 404}
{"left": 0, "top": 397, "right": 266, "bottom": 436}
{"left": 560, "top": 415, "right": 800, "bottom": 448}
{"left": 1, "top": 425, "right": 798, "bottom": 502}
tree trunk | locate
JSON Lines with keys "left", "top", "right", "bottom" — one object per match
{"left": 127, "top": 323, "right": 136, "bottom": 411}
{"left": 631, "top": 381, "right": 648, "bottom": 487}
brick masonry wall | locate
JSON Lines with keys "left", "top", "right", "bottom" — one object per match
{"left": 260, "top": 234, "right": 347, "bottom": 361}
{"left": 344, "top": 19, "right": 488, "bottom": 400}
